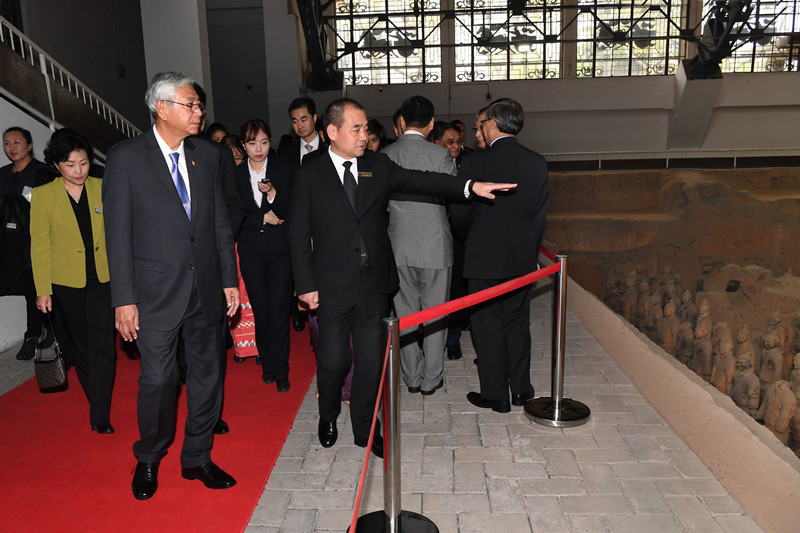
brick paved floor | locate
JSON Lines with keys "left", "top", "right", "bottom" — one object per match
{"left": 245, "top": 284, "right": 765, "bottom": 533}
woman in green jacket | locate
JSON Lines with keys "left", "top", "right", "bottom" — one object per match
{"left": 31, "top": 129, "right": 115, "bottom": 434}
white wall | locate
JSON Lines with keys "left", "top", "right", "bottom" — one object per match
{"left": 140, "top": 0, "right": 214, "bottom": 116}
{"left": 345, "top": 73, "right": 800, "bottom": 153}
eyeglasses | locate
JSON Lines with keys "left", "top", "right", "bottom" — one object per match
{"left": 163, "top": 100, "right": 205, "bottom": 113}
{"left": 478, "top": 118, "right": 491, "bottom": 127}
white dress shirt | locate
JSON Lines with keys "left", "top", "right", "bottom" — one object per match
{"left": 153, "top": 125, "right": 191, "bottom": 199}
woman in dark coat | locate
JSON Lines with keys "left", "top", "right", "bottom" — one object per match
{"left": 235, "top": 119, "right": 293, "bottom": 392}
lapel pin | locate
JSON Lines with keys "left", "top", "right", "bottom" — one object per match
{"left": 191, "top": 160, "right": 196, "bottom": 167}
{"left": 94, "top": 204, "right": 102, "bottom": 214}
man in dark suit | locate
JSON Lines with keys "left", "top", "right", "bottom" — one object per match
{"left": 278, "top": 96, "right": 326, "bottom": 333}
{"left": 451, "top": 98, "right": 550, "bottom": 413}
{"left": 289, "top": 98, "right": 514, "bottom": 457}
{"left": 278, "top": 96, "right": 326, "bottom": 173}
{"left": 103, "top": 71, "right": 240, "bottom": 500}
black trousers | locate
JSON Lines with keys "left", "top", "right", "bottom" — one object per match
{"left": 23, "top": 268, "right": 44, "bottom": 340}
{"left": 132, "top": 280, "right": 223, "bottom": 468}
{"left": 239, "top": 249, "right": 292, "bottom": 380}
{"left": 468, "top": 279, "right": 533, "bottom": 402}
{"left": 316, "top": 265, "right": 387, "bottom": 442}
{"left": 51, "top": 281, "right": 115, "bottom": 425}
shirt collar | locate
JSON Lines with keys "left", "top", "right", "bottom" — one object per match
{"left": 152, "top": 124, "right": 185, "bottom": 160}
{"left": 490, "top": 134, "right": 513, "bottom": 147}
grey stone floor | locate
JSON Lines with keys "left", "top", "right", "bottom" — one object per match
{"left": 0, "top": 284, "right": 766, "bottom": 532}
{"left": 244, "top": 285, "right": 764, "bottom": 533}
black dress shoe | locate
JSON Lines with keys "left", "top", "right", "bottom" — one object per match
{"left": 407, "top": 385, "right": 421, "bottom": 394}
{"left": 181, "top": 461, "right": 236, "bottom": 489}
{"left": 15, "top": 337, "right": 37, "bottom": 361}
{"left": 262, "top": 371, "right": 275, "bottom": 384}
{"left": 132, "top": 461, "right": 159, "bottom": 500}
{"left": 446, "top": 344, "right": 462, "bottom": 360}
{"left": 318, "top": 418, "right": 338, "bottom": 447}
{"left": 512, "top": 388, "right": 535, "bottom": 407}
{"left": 92, "top": 423, "right": 115, "bottom": 434}
{"left": 293, "top": 318, "right": 306, "bottom": 332}
{"left": 276, "top": 379, "right": 290, "bottom": 393}
{"left": 255, "top": 356, "right": 261, "bottom": 365}
{"left": 467, "top": 392, "right": 511, "bottom": 413}
{"left": 421, "top": 378, "right": 444, "bottom": 396}
{"left": 233, "top": 355, "right": 246, "bottom": 363}
{"left": 213, "top": 418, "right": 229, "bottom": 434}
{"left": 355, "top": 433, "right": 384, "bottom": 459}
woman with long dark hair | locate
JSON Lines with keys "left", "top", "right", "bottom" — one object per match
{"left": 30, "top": 129, "right": 115, "bottom": 433}
{"left": 235, "top": 119, "right": 293, "bottom": 392}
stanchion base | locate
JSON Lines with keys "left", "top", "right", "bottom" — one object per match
{"left": 347, "top": 510, "right": 439, "bottom": 532}
{"left": 524, "top": 397, "right": 591, "bottom": 428}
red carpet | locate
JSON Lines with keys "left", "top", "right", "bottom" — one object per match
{"left": 0, "top": 327, "right": 316, "bottom": 532}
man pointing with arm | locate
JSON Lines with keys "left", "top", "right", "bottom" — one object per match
{"left": 289, "top": 98, "right": 513, "bottom": 457}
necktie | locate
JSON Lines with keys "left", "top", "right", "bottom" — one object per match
{"left": 169, "top": 152, "right": 191, "bottom": 221}
{"left": 305, "top": 143, "right": 313, "bottom": 153}
{"left": 342, "top": 161, "right": 367, "bottom": 263}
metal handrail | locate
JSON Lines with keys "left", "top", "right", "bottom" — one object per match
{"left": 0, "top": 15, "right": 141, "bottom": 139}
{"left": 543, "top": 147, "right": 800, "bottom": 169}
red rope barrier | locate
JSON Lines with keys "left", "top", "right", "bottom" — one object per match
{"left": 350, "top": 339, "right": 391, "bottom": 533}
{"left": 349, "top": 248, "right": 561, "bottom": 530}
{"left": 399, "top": 261, "right": 560, "bottom": 331}
{"left": 539, "top": 244, "right": 557, "bottom": 263}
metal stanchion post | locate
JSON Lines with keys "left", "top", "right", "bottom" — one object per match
{"left": 350, "top": 318, "right": 438, "bottom": 533}
{"left": 525, "top": 255, "right": 591, "bottom": 427}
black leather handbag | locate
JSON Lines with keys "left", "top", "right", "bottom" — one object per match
{"left": 34, "top": 315, "right": 68, "bottom": 392}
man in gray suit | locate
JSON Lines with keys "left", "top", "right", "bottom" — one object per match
{"left": 381, "top": 96, "right": 456, "bottom": 395}
{"left": 103, "top": 71, "right": 240, "bottom": 500}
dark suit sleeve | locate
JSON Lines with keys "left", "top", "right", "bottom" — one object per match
{"left": 211, "top": 152, "right": 238, "bottom": 289}
{"left": 287, "top": 163, "right": 315, "bottom": 296}
{"left": 102, "top": 145, "right": 138, "bottom": 307}
{"left": 218, "top": 144, "right": 246, "bottom": 239}
{"left": 382, "top": 154, "right": 467, "bottom": 199}
{"left": 449, "top": 154, "right": 478, "bottom": 239}
{"left": 267, "top": 159, "right": 292, "bottom": 220}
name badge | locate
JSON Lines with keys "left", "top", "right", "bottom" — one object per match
{"left": 358, "top": 172, "right": 372, "bottom": 179}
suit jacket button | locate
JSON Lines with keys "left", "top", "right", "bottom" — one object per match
{"left": 190, "top": 237, "right": 194, "bottom": 242}
{"left": 188, "top": 264, "right": 194, "bottom": 270}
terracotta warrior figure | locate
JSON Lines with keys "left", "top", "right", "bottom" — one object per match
{"left": 674, "top": 322, "right": 695, "bottom": 366}
{"left": 672, "top": 273, "right": 684, "bottom": 300}
{"left": 695, "top": 298, "right": 712, "bottom": 337}
{"left": 622, "top": 274, "right": 638, "bottom": 324}
{"left": 789, "top": 313, "right": 800, "bottom": 356}
{"left": 756, "top": 380, "right": 796, "bottom": 445}
{"left": 735, "top": 326, "right": 756, "bottom": 372}
{"left": 634, "top": 280, "right": 650, "bottom": 332}
{"left": 790, "top": 355, "right": 800, "bottom": 455}
{"left": 731, "top": 354, "right": 760, "bottom": 417}
{"left": 710, "top": 338, "right": 736, "bottom": 395}
{"left": 760, "top": 331, "right": 784, "bottom": 401}
{"left": 645, "top": 292, "right": 663, "bottom": 343}
{"left": 658, "top": 301, "right": 681, "bottom": 356}
{"left": 677, "top": 289, "right": 698, "bottom": 327}
{"left": 691, "top": 324, "right": 713, "bottom": 382}
{"left": 766, "top": 311, "right": 791, "bottom": 377}
{"left": 662, "top": 282, "right": 681, "bottom": 311}
{"left": 711, "top": 321, "right": 732, "bottom": 359}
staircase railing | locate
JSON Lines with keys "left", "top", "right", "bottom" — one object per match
{"left": 0, "top": 15, "right": 141, "bottom": 139}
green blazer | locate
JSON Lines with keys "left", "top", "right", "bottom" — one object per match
{"left": 30, "top": 177, "right": 110, "bottom": 295}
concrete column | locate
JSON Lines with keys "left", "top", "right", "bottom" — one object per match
{"left": 140, "top": 0, "right": 214, "bottom": 117}
{"left": 263, "top": 1, "right": 303, "bottom": 131}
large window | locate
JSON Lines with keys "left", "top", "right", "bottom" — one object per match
{"left": 334, "top": 0, "right": 443, "bottom": 85}
{"left": 575, "top": 0, "right": 684, "bottom": 77}
{"left": 453, "top": 0, "right": 562, "bottom": 81}
{"left": 717, "top": 0, "right": 800, "bottom": 73}
{"left": 329, "top": 0, "right": 800, "bottom": 84}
